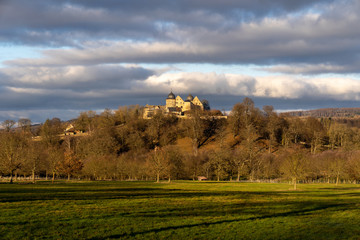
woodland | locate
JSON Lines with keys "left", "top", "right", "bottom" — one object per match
{"left": 1, "top": 97, "right": 360, "bottom": 189}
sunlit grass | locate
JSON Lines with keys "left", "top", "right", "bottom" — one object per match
{"left": 1, "top": 181, "right": 360, "bottom": 239}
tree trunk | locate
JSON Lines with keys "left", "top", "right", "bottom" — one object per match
{"left": 293, "top": 177, "right": 297, "bottom": 190}
{"left": 32, "top": 169, "right": 36, "bottom": 184}
{"left": 67, "top": 173, "right": 71, "bottom": 181}
{"left": 52, "top": 171, "right": 55, "bottom": 184}
{"left": 336, "top": 175, "right": 339, "bottom": 185}
{"left": 268, "top": 139, "right": 272, "bottom": 153}
{"left": 249, "top": 171, "right": 254, "bottom": 182}
{"left": 156, "top": 172, "right": 160, "bottom": 183}
{"left": 9, "top": 170, "right": 14, "bottom": 184}
{"left": 168, "top": 176, "right": 171, "bottom": 183}
{"left": 237, "top": 169, "right": 241, "bottom": 182}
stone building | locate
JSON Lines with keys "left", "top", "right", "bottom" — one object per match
{"left": 143, "top": 91, "right": 205, "bottom": 118}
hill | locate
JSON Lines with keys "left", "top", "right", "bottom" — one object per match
{"left": 283, "top": 108, "right": 360, "bottom": 118}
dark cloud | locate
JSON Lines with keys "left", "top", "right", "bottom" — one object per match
{"left": 1, "top": 90, "right": 359, "bottom": 123}
{"left": 3, "top": 0, "right": 360, "bottom": 73}
{"left": 0, "top": 64, "right": 156, "bottom": 117}
{"left": 0, "top": 0, "right": 337, "bottom": 46}
{"left": 1, "top": 65, "right": 154, "bottom": 91}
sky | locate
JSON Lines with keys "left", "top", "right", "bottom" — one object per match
{"left": 1, "top": 0, "right": 360, "bottom": 122}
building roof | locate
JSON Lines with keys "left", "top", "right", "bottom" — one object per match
{"left": 167, "top": 91, "right": 175, "bottom": 99}
{"left": 186, "top": 94, "right": 194, "bottom": 101}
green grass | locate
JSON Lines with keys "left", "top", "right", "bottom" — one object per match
{"left": 1, "top": 181, "right": 360, "bottom": 239}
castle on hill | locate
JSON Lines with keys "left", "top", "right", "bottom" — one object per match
{"left": 143, "top": 91, "right": 205, "bottom": 119}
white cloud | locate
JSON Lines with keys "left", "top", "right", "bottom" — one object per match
{"left": 143, "top": 72, "right": 360, "bottom": 100}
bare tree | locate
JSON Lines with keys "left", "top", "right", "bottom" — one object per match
{"left": 280, "top": 147, "right": 309, "bottom": 190}
{"left": 0, "top": 132, "right": 29, "bottom": 183}
{"left": 263, "top": 105, "right": 281, "bottom": 153}
{"left": 148, "top": 147, "right": 167, "bottom": 183}
{"left": 75, "top": 111, "right": 96, "bottom": 133}
{"left": 232, "top": 147, "right": 248, "bottom": 181}
{"left": 209, "top": 148, "right": 231, "bottom": 181}
{"left": 18, "top": 118, "right": 32, "bottom": 133}
{"left": 23, "top": 141, "right": 42, "bottom": 183}
{"left": 2, "top": 120, "right": 16, "bottom": 132}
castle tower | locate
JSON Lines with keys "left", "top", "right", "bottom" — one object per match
{"left": 183, "top": 94, "right": 194, "bottom": 111}
{"left": 166, "top": 91, "right": 176, "bottom": 109}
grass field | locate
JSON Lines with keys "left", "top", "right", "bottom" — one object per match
{"left": 1, "top": 181, "right": 360, "bottom": 239}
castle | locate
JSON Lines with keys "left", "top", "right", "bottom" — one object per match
{"left": 143, "top": 91, "right": 205, "bottom": 119}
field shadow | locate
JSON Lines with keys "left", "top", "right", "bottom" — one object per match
{"left": 320, "top": 187, "right": 360, "bottom": 191}
{"left": 0, "top": 185, "right": 290, "bottom": 203}
{"left": 1, "top": 183, "right": 359, "bottom": 204}
{"left": 95, "top": 203, "right": 346, "bottom": 239}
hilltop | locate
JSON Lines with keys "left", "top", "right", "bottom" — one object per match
{"left": 283, "top": 107, "right": 360, "bottom": 118}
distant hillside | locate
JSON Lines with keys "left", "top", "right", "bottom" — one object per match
{"left": 283, "top": 108, "right": 360, "bottom": 118}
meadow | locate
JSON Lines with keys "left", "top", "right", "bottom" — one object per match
{"left": 1, "top": 181, "right": 360, "bottom": 239}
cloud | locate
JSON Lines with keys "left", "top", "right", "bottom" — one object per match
{"left": 0, "top": 64, "right": 156, "bottom": 113}
{"left": 4, "top": 0, "right": 360, "bottom": 73}
{"left": 142, "top": 72, "right": 360, "bottom": 100}
{"left": 0, "top": 65, "right": 154, "bottom": 90}
{"left": 3, "top": 66, "right": 360, "bottom": 109}
{"left": 1, "top": 0, "right": 360, "bottom": 122}
{"left": 1, "top": 65, "right": 360, "bottom": 122}
{"left": 263, "top": 63, "right": 360, "bottom": 74}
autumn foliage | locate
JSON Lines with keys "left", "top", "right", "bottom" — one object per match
{"left": 2, "top": 100, "right": 360, "bottom": 185}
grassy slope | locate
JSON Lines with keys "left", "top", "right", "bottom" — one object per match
{"left": 1, "top": 181, "right": 360, "bottom": 239}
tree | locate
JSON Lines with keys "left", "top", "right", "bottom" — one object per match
{"left": 305, "top": 117, "right": 325, "bottom": 154}
{"left": 232, "top": 147, "right": 248, "bottom": 181}
{"left": 23, "top": 141, "right": 43, "bottom": 183}
{"left": 18, "top": 118, "right": 32, "bottom": 133}
{"left": 229, "top": 103, "right": 245, "bottom": 137}
{"left": 44, "top": 146, "right": 63, "bottom": 183}
{"left": 263, "top": 105, "right": 281, "bottom": 153}
{"left": 77, "top": 128, "right": 120, "bottom": 159}
{"left": 75, "top": 111, "right": 96, "bottom": 133}
{"left": 287, "top": 117, "right": 306, "bottom": 145}
{"left": 146, "top": 112, "right": 178, "bottom": 148}
{"left": 209, "top": 148, "right": 231, "bottom": 181}
{"left": 328, "top": 151, "right": 348, "bottom": 185}
{"left": 56, "top": 137, "right": 82, "bottom": 180}
{"left": 280, "top": 147, "right": 309, "bottom": 190}
{"left": 96, "top": 108, "right": 115, "bottom": 129}
{"left": 40, "top": 118, "right": 62, "bottom": 147}
{"left": 82, "top": 154, "right": 117, "bottom": 180}
{"left": 184, "top": 109, "right": 205, "bottom": 156}
{"left": 242, "top": 123, "right": 262, "bottom": 181}
{"left": 0, "top": 132, "right": 29, "bottom": 183}
{"left": 148, "top": 147, "right": 167, "bottom": 183}
{"left": 162, "top": 146, "right": 184, "bottom": 182}
{"left": 201, "top": 99, "right": 211, "bottom": 110}
{"left": 1, "top": 120, "right": 16, "bottom": 132}
{"left": 56, "top": 148, "right": 83, "bottom": 180}
{"left": 347, "top": 151, "right": 360, "bottom": 182}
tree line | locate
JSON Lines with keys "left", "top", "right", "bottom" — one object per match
{"left": 1, "top": 98, "right": 360, "bottom": 189}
